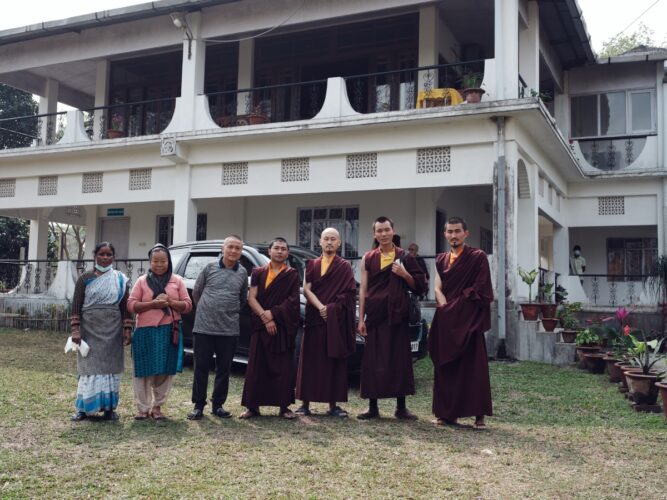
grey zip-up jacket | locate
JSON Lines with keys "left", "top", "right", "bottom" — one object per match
{"left": 192, "top": 260, "right": 248, "bottom": 336}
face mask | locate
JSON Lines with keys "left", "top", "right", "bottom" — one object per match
{"left": 574, "top": 251, "right": 580, "bottom": 257}
{"left": 95, "top": 263, "right": 113, "bottom": 273}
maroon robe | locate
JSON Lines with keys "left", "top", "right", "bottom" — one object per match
{"left": 429, "top": 245, "right": 493, "bottom": 420}
{"left": 296, "top": 255, "right": 356, "bottom": 403}
{"left": 241, "top": 265, "right": 300, "bottom": 409}
{"left": 360, "top": 247, "right": 427, "bottom": 399}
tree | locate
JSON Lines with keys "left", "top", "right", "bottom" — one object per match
{"left": 0, "top": 217, "right": 30, "bottom": 288}
{"left": 49, "top": 222, "right": 86, "bottom": 261}
{"left": 0, "top": 84, "right": 39, "bottom": 150}
{"left": 599, "top": 22, "right": 666, "bottom": 58}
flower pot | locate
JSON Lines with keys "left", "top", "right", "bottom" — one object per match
{"left": 583, "top": 352, "right": 606, "bottom": 374}
{"left": 106, "top": 129, "right": 124, "bottom": 139}
{"left": 625, "top": 371, "right": 659, "bottom": 405}
{"left": 463, "top": 88, "right": 485, "bottom": 103}
{"left": 561, "top": 330, "right": 577, "bottom": 343}
{"left": 575, "top": 345, "right": 600, "bottom": 369}
{"left": 540, "top": 318, "right": 558, "bottom": 332}
{"left": 540, "top": 304, "right": 558, "bottom": 319}
{"left": 616, "top": 362, "right": 633, "bottom": 391}
{"left": 247, "top": 113, "right": 269, "bottom": 125}
{"left": 519, "top": 303, "right": 540, "bottom": 321}
{"left": 656, "top": 382, "right": 667, "bottom": 421}
{"left": 603, "top": 357, "right": 623, "bottom": 383}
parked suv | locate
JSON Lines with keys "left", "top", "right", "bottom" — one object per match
{"left": 168, "top": 240, "right": 428, "bottom": 370}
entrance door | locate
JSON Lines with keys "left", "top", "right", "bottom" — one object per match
{"left": 99, "top": 218, "right": 130, "bottom": 259}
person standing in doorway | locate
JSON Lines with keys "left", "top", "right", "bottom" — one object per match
{"left": 357, "top": 217, "right": 427, "bottom": 420}
{"left": 187, "top": 235, "right": 248, "bottom": 420}
{"left": 570, "top": 245, "right": 586, "bottom": 275}
{"left": 429, "top": 217, "right": 493, "bottom": 429}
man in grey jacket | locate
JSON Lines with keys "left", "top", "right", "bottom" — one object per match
{"left": 187, "top": 235, "right": 248, "bottom": 420}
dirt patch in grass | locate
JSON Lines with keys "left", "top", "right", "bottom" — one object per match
{"left": 0, "top": 328, "right": 665, "bottom": 498}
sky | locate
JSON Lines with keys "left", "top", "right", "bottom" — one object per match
{"left": 0, "top": 0, "right": 666, "bottom": 53}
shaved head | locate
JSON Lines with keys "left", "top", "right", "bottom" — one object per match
{"left": 321, "top": 227, "right": 340, "bottom": 239}
{"left": 320, "top": 227, "right": 341, "bottom": 256}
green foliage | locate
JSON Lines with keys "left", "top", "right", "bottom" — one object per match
{"left": 0, "top": 84, "right": 38, "bottom": 150}
{"left": 460, "top": 72, "right": 483, "bottom": 89}
{"left": 627, "top": 330, "right": 666, "bottom": 375}
{"left": 599, "top": 22, "right": 665, "bottom": 58}
{"left": 540, "top": 282, "right": 555, "bottom": 303}
{"left": 575, "top": 327, "right": 601, "bottom": 346}
{"left": 518, "top": 267, "right": 539, "bottom": 303}
{"left": 644, "top": 254, "right": 667, "bottom": 305}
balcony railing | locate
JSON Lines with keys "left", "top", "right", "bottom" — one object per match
{"left": 0, "top": 111, "right": 67, "bottom": 149}
{"left": 84, "top": 97, "right": 177, "bottom": 141}
{"left": 578, "top": 274, "right": 650, "bottom": 307}
{"left": 576, "top": 135, "right": 649, "bottom": 171}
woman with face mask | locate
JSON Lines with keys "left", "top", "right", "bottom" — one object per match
{"left": 70, "top": 242, "right": 132, "bottom": 422}
{"left": 127, "top": 244, "right": 192, "bottom": 420}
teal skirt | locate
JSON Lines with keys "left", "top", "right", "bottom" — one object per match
{"left": 132, "top": 323, "right": 183, "bottom": 377}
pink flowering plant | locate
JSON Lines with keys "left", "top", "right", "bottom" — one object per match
{"left": 110, "top": 112, "right": 124, "bottom": 131}
{"left": 602, "top": 306, "right": 634, "bottom": 358}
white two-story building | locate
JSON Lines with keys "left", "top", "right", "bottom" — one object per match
{"left": 0, "top": 0, "right": 665, "bottom": 355}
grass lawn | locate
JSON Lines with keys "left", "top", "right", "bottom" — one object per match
{"left": 1, "top": 328, "right": 666, "bottom": 498}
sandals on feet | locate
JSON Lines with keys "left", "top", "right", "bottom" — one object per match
{"left": 357, "top": 409, "right": 379, "bottom": 420}
{"left": 150, "top": 407, "right": 166, "bottom": 421}
{"left": 239, "top": 409, "right": 260, "bottom": 419}
{"left": 294, "top": 406, "right": 311, "bottom": 416}
{"left": 280, "top": 409, "right": 297, "bottom": 420}
{"left": 326, "top": 406, "right": 349, "bottom": 418}
{"left": 134, "top": 411, "right": 149, "bottom": 421}
{"left": 473, "top": 420, "right": 487, "bottom": 430}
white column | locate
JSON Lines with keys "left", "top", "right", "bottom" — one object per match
{"left": 85, "top": 206, "right": 99, "bottom": 259}
{"left": 236, "top": 39, "right": 255, "bottom": 115}
{"left": 172, "top": 164, "right": 197, "bottom": 244}
{"left": 93, "top": 60, "right": 110, "bottom": 140}
{"left": 415, "top": 188, "right": 438, "bottom": 298}
{"left": 418, "top": 5, "right": 439, "bottom": 91}
{"left": 494, "top": 0, "right": 519, "bottom": 100}
{"left": 552, "top": 225, "right": 569, "bottom": 280}
{"left": 28, "top": 210, "right": 50, "bottom": 260}
{"left": 518, "top": 1, "right": 539, "bottom": 93}
{"left": 38, "top": 78, "right": 59, "bottom": 145}
{"left": 660, "top": 178, "right": 667, "bottom": 255}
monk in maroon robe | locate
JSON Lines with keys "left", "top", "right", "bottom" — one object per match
{"left": 241, "top": 238, "right": 300, "bottom": 419}
{"left": 429, "top": 217, "right": 493, "bottom": 429}
{"left": 358, "top": 216, "right": 427, "bottom": 420}
{"left": 296, "top": 228, "right": 356, "bottom": 417}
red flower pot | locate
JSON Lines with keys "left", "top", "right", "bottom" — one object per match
{"left": 541, "top": 318, "right": 558, "bottom": 332}
{"left": 583, "top": 352, "right": 606, "bottom": 374}
{"left": 561, "top": 330, "right": 577, "bottom": 343}
{"left": 603, "top": 357, "right": 623, "bottom": 383}
{"left": 540, "top": 304, "right": 558, "bottom": 319}
{"left": 576, "top": 345, "right": 600, "bottom": 368}
{"left": 519, "top": 303, "right": 540, "bottom": 321}
{"left": 625, "top": 371, "right": 659, "bottom": 405}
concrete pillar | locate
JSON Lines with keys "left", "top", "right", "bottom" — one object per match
{"left": 85, "top": 206, "right": 99, "bottom": 259}
{"left": 28, "top": 210, "right": 50, "bottom": 260}
{"left": 38, "top": 79, "right": 59, "bottom": 145}
{"left": 93, "top": 60, "right": 110, "bottom": 140}
{"left": 172, "top": 164, "right": 197, "bottom": 244}
{"left": 494, "top": 0, "right": 519, "bottom": 99}
{"left": 418, "top": 5, "right": 439, "bottom": 91}
{"left": 553, "top": 225, "right": 569, "bottom": 281}
{"left": 518, "top": 1, "right": 539, "bottom": 94}
{"left": 415, "top": 188, "right": 438, "bottom": 298}
{"left": 516, "top": 161, "right": 539, "bottom": 302}
{"left": 236, "top": 39, "right": 255, "bottom": 115}
{"left": 660, "top": 178, "right": 667, "bottom": 255}
{"left": 162, "top": 12, "right": 218, "bottom": 133}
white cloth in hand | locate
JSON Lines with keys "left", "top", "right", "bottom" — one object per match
{"left": 64, "top": 337, "right": 90, "bottom": 357}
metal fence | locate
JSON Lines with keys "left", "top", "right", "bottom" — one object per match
{"left": 578, "top": 274, "right": 649, "bottom": 307}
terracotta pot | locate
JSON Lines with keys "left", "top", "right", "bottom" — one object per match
{"left": 247, "top": 114, "right": 269, "bottom": 125}
{"left": 576, "top": 345, "right": 600, "bottom": 368}
{"left": 656, "top": 382, "right": 667, "bottom": 421}
{"left": 561, "top": 330, "right": 577, "bottom": 343}
{"left": 583, "top": 352, "right": 606, "bottom": 374}
{"left": 519, "top": 303, "right": 540, "bottom": 321}
{"left": 106, "top": 129, "right": 124, "bottom": 139}
{"left": 540, "top": 304, "right": 558, "bottom": 319}
{"left": 625, "top": 371, "right": 659, "bottom": 405}
{"left": 541, "top": 318, "right": 558, "bottom": 332}
{"left": 616, "top": 362, "right": 633, "bottom": 391}
{"left": 603, "top": 357, "right": 623, "bottom": 383}
{"left": 463, "top": 88, "right": 485, "bottom": 103}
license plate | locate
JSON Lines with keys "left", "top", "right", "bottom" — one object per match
{"left": 410, "top": 341, "right": 419, "bottom": 352}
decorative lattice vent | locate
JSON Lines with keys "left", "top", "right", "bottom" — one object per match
{"left": 281, "top": 158, "right": 309, "bottom": 182}
{"left": 65, "top": 206, "right": 81, "bottom": 217}
{"left": 82, "top": 172, "right": 103, "bottom": 193}
{"left": 222, "top": 162, "right": 248, "bottom": 185}
{"left": 598, "top": 196, "right": 625, "bottom": 215}
{"left": 38, "top": 176, "right": 58, "bottom": 196}
{"left": 129, "top": 169, "right": 152, "bottom": 190}
{"left": 0, "top": 178, "right": 16, "bottom": 198}
{"left": 417, "top": 146, "right": 450, "bottom": 174}
{"left": 346, "top": 153, "right": 377, "bottom": 178}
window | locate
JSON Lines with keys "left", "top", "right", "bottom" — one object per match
{"left": 607, "top": 238, "right": 657, "bottom": 277}
{"left": 571, "top": 89, "right": 655, "bottom": 139}
{"left": 297, "top": 206, "right": 359, "bottom": 257}
{"left": 196, "top": 214, "right": 207, "bottom": 241}
{"left": 480, "top": 227, "right": 493, "bottom": 255}
{"left": 156, "top": 213, "right": 208, "bottom": 247}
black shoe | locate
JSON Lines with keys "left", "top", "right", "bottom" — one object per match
{"left": 70, "top": 411, "right": 87, "bottom": 422}
{"left": 294, "top": 405, "right": 311, "bottom": 416}
{"left": 357, "top": 409, "right": 380, "bottom": 420}
{"left": 212, "top": 407, "right": 232, "bottom": 419}
{"left": 394, "top": 408, "right": 418, "bottom": 420}
{"left": 187, "top": 408, "right": 204, "bottom": 420}
{"left": 103, "top": 410, "right": 119, "bottom": 421}
{"left": 326, "top": 406, "right": 349, "bottom": 418}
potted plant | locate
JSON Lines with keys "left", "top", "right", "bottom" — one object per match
{"left": 107, "top": 112, "right": 124, "bottom": 139}
{"left": 247, "top": 104, "right": 269, "bottom": 125}
{"left": 539, "top": 282, "right": 558, "bottom": 319}
{"left": 575, "top": 327, "right": 601, "bottom": 369}
{"left": 624, "top": 331, "right": 665, "bottom": 406}
{"left": 601, "top": 307, "right": 634, "bottom": 382}
{"left": 518, "top": 267, "right": 540, "bottom": 320}
{"left": 460, "top": 72, "right": 485, "bottom": 103}
{"left": 656, "top": 377, "right": 667, "bottom": 421}
{"left": 557, "top": 302, "right": 581, "bottom": 342}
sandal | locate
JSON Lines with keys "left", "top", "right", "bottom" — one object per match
{"left": 150, "top": 407, "right": 166, "bottom": 421}
{"left": 294, "top": 405, "right": 311, "bottom": 416}
{"left": 326, "top": 406, "right": 348, "bottom": 418}
{"left": 134, "top": 411, "right": 149, "bottom": 421}
{"left": 473, "top": 420, "right": 487, "bottom": 430}
{"left": 279, "top": 409, "right": 297, "bottom": 420}
{"left": 239, "top": 408, "right": 260, "bottom": 419}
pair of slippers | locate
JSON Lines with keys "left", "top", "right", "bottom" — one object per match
{"left": 433, "top": 418, "right": 487, "bottom": 430}
{"left": 135, "top": 409, "right": 166, "bottom": 421}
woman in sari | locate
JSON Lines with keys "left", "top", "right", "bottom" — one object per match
{"left": 70, "top": 242, "right": 132, "bottom": 421}
{"left": 127, "top": 244, "right": 191, "bottom": 420}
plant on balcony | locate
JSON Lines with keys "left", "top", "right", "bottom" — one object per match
{"left": 460, "top": 72, "right": 485, "bottom": 104}
{"left": 247, "top": 104, "right": 269, "bottom": 125}
{"left": 107, "top": 112, "right": 125, "bottom": 138}
{"left": 518, "top": 267, "right": 540, "bottom": 320}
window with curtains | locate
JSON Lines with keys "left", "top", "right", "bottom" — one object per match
{"left": 297, "top": 206, "right": 359, "bottom": 257}
{"left": 606, "top": 237, "right": 657, "bottom": 278}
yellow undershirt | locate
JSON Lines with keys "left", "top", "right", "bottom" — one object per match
{"left": 380, "top": 249, "right": 396, "bottom": 270}
{"left": 449, "top": 246, "right": 464, "bottom": 266}
{"left": 265, "top": 263, "right": 287, "bottom": 288}
{"left": 321, "top": 254, "right": 335, "bottom": 276}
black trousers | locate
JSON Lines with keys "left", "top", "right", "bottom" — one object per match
{"left": 191, "top": 333, "right": 238, "bottom": 409}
